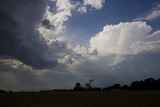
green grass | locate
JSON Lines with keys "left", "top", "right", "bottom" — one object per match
{"left": 0, "top": 91, "right": 160, "bottom": 107}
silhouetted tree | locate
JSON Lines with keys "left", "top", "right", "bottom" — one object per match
{"left": 129, "top": 78, "right": 160, "bottom": 90}
{"left": 155, "top": 78, "right": 160, "bottom": 89}
{"left": 144, "top": 78, "right": 156, "bottom": 90}
{"left": 85, "top": 79, "right": 94, "bottom": 89}
{"left": 110, "top": 84, "right": 121, "bottom": 90}
{"left": 0, "top": 89, "right": 7, "bottom": 93}
{"left": 73, "top": 82, "right": 83, "bottom": 91}
{"left": 121, "top": 85, "right": 129, "bottom": 90}
{"left": 130, "top": 81, "right": 141, "bottom": 90}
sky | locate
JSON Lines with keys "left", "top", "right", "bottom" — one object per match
{"left": 0, "top": 0, "right": 160, "bottom": 91}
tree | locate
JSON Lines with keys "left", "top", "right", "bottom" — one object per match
{"left": 85, "top": 79, "right": 94, "bottom": 89}
{"left": 0, "top": 89, "right": 7, "bottom": 93}
{"left": 121, "top": 85, "right": 129, "bottom": 90}
{"left": 111, "top": 84, "right": 121, "bottom": 89}
{"left": 73, "top": 82, "right": 82, "bottom": 91}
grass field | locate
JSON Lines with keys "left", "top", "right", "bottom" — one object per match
{"left": 0, "top": 91, "right": 160, "bottom": 107}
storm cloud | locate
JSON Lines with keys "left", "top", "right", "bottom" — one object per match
{"left": 0, "top": 0, "right": 57, "bottom": 69}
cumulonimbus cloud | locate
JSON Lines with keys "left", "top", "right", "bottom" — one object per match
{"left": 89, "top": 21, "right": 160, "bottom": 66}
{"left": 90, "top": 21, "right": 160, "bottom": 56}
{"left": 0, "top": 0, "right": 57, "bottom": 69}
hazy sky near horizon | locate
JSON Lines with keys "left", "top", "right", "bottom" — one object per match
{"left": 0, "top": 0, "right": 160, "bottom": 91}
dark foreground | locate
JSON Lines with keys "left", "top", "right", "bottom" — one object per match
{"left": 0, "top": 91, "right": 160, "bottom": 107}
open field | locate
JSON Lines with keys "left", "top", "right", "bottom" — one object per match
{"left": 0, "top": 91, "right": 160, "bottom": 107}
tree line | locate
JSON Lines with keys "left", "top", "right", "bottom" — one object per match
{"left": 73, "top": 78, "right": 160, "bottom": 91}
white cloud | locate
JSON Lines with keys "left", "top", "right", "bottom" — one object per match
{"left": 77, "top": 5, "right": 87, "bottom": 13}
{"left": 144, "top": 10, "right": 160, "bottom": 20}
{"left": 89, "top": 21, "right": 160, "bottom": 66}
{"left": 135, "top": 2, "right": 160, "bottom": 21}
{"left": 74, "top": 45, "right": 90, "bottom": 55}
{"left": 148, "top": 30, "right": 160, "bottom": 41}
{"left": 108, "top": 56, "right": 125, "bottom": 66}
{"left": 77, "top": 0, "right": 105, "bottom": 13}
{"left": 90, "top": 21, "right": 152, "bottom": 56}
{"left": 84, "top": 0, "right": 105, "bottom": 9}
{"left": 130, "top": 40, "right": 160, "bottom": 54}
{"left": 38, "top": 0, "right": 77, "bottom": 40}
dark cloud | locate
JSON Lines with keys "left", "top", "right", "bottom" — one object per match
{"left": 42, "top": 19, "right": 54, "bottom": 29}
{"left": 0, "top": 61, "right": 49, "bottom": 91}
{"left": 0, "top": 0, "right": 57, "bottom": 69}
